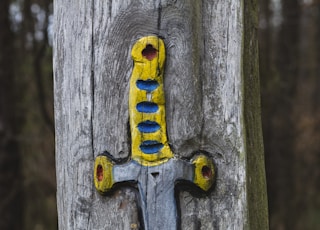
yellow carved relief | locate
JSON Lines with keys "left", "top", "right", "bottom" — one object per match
{"left": 94, "top": 155, "right": 114, "bottom": 194}
{"left": 129, "top": 36, "right": 173, "bottom": 166}
{"left": 192, "top": 155, "right": 215, "bottom": 191}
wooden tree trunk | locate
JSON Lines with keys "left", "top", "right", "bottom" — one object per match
{"left": 54, "top": 0, "right": 268, "bottom": 229}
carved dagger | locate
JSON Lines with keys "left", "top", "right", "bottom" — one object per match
{"left": 94, "top": 36, "right": 215, "bottom": 230}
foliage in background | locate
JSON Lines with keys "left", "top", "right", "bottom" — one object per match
{"left": 259, "top": 0, "right": 320, "bottom": 229}
{"left": 1, "top": 0, "right": 56, "bottom": 229}
{"left": 0, "top": 0, "right": 24, "bottom": 229}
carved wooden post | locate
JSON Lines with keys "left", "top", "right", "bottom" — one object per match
{"left": 54, "top": 1, "right": 268, "bottom": 229}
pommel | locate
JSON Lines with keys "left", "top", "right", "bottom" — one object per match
{"left": 131, "top": 36, "right": 165, "bottom": 69}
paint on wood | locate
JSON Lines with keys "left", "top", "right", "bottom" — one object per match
{"left": 54, "top": 0, "right": 268, "bottom": 229}
{"left": 93, "top": 36, "right": 215, "bottom": 230}
{"left": 129, "top": 36, "right": 173, "bottom": 166}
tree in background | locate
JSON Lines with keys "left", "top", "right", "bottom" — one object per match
{"left": 0, "top": 0, "right": 24, "bottom": 229}
{"left": 259, "top": 0, "right": 320, "bottom": 229}
{"left": 1, "top": 0, "right": 56, "bottom": 229}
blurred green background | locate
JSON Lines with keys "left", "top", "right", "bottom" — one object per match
{"left": 0, "top": 0, "right": 319, "bottom": 229}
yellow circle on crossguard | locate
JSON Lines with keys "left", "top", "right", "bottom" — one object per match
{"left": 129, "top": 36, "right": 173, "bottom": 166}
{"left": 94, "top": 155, "right": 114, "bottom": 194}
{"left": 192, "top": 155, "right": 215, "bottom": 191}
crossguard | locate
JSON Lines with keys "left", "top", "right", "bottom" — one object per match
{"left": 94, "top": 36, "right": 215, "bottom": 230}
{"left": 94, "top": 154, "right": 215, "bottom": 194}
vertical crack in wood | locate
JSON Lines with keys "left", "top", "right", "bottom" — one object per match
{"left": 108, "top": 0, "right": 112, "bottom": 18}
{"left": 156, "top": 0, "right": 162, "bottom": 36}
{"left": 90, "top": 0, "right": 95, "bottom": 158}
{"left": 198, "top": 0, "right": 206, "bottom": 150}
{"left": 88, "top": 0, "right": 95, "bottom": 227}
{"left": 90, "top": 0, "right": 95, "bottom": 161}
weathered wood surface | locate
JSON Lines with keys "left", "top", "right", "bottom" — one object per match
{"left": 54, "top": 0, "right": 268, "bottom": 229}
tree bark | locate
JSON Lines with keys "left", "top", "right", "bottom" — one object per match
{"left": 54, "top": 0, "right": 268, "bottom": 229}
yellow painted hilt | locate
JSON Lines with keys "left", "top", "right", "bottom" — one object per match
{"left": 129, "top": 36, "right": 173, "bottom": 166}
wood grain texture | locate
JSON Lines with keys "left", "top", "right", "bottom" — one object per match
{"left": 54, "top": 0, "right": 268, "bottom": 229}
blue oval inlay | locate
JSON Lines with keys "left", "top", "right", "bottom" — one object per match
{"left": 136, "top": 102, "right": 159, "bottom": 113}
{"left": 140, "top": 140, "right": 164, "bottom": 154}
{"left": 136, "top": 80, "right": 159, "bottom": 92}
{"left": 138, "top": 121, "right": 160, "bottom": 133}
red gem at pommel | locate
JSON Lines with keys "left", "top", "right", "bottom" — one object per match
{"left": 142, "top": 44, "right": 157, "bottom": 61}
